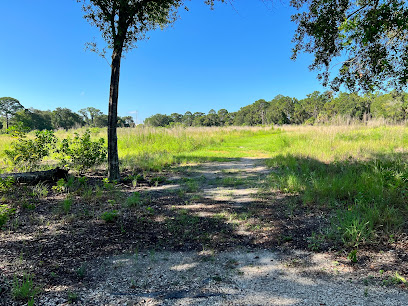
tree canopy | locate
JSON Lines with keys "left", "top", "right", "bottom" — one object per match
{"left": 77, "top": 0, "right": 225, "bottom": 180}
{"left": 0, "top": 97, "right": 24, "bottom": 129}
{"left": 291, "top": 0, "right": 408, "bottom": 92}
{"left": 144, "top": 90, "right": 408, "bottom": 127}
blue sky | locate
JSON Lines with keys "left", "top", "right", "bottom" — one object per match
{"left": 0, "top": 0, "right": 326, "bottom": 123}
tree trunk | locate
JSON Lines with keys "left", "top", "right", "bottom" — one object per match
{"left": 0, "top": 167, "right": 68, "bottom": 185}
{"left": 108, "top": 47, "right": 123, "bottom": 181}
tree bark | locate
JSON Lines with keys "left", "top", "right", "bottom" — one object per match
{"left": 0, "top": 167, "right": 68, "bottom": 185}
{"left": 108, "top": 47, "right": 122, "bottom": 181}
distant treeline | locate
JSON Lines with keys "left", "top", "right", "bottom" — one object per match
{"left": 144, "top": 91, "right": 408, "bottom": 127}
{"left": 1, "top": 103, "right": 135, "bottom": 131}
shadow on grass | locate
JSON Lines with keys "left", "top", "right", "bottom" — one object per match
{"left": 267, "top": 152, "right": 408, "bottom": 248}
{"left": 2, "top": 152, "right": 408, "bottom": 304}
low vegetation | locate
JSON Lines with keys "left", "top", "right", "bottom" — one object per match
{"left": 0, "top": 123, "right": 407, "bottom": 304}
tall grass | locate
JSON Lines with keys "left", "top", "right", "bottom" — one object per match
{"left": 266, "top": 125, "right": 408, "bottom": 248}
{"left": 115, "top": 126, "right": 279, "bottom": 171}
{"left": 0, "top": 123, "right": 406, "bottom": 248}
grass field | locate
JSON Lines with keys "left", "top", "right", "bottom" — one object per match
{"left": 1, "top": 124, "right": 408, "bottom": 303}
{"left": 2, "top": 124, "right": 407, "bottom": 248}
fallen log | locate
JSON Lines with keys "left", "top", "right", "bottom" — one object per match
{"left": 0, "top": 167, "right": 69, "bottom": 185}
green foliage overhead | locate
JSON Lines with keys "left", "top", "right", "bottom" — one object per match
{"left": 291, "top": 0, "right": 408, "bottom": 91}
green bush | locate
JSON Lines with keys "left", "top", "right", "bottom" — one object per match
{"left": 5, "top": 130, "right": 56, "bottom": 170}
{"left": 59, "top": 129, "right": 107, "bottom": 173}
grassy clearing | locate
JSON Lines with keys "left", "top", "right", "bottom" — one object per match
{"left": 265, "top": 125, "right": 408, "bottom": 248}
{"left": 1, "top": 124, "right": 408, "bottom": 304}
{"left": 0, "top": 124, "right": 407, "bottom": 250}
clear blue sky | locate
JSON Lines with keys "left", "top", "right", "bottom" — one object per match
{"left": 0, "top": 0, "right": 326, "bottom": 123}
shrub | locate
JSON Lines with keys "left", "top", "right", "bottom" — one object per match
{"left": 59, "top": 129, "right": 107, "bottom": 173}
{"left": 5, "top": 130, "right": 57, "bottom": 170}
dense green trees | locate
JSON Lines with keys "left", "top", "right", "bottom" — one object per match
{"left": 145, "top": 91, "right": 408, "bottom": 127}
{"left": 0, "top": 100, "right": 134, "bottom": 132}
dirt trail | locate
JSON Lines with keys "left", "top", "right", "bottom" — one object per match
{"left": 36, "top": 158, "right": 408, "bottom": 305}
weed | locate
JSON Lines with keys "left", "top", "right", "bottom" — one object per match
{"left": 12, "top": 274, "right": 39, "bottom": 301}
{"left": 101, "top": 210, "right": 118, "bottom": 223}
{"left": 76, "top": 264, "right": 86, "bottom": 279}
{"left": 190, "top": 194, "right": 201, "bottom": 201}
{"left": 212, "top": 275, "right": 223, "bottom": 282}
{"left": 68, "top": 291, "right": 79, "bottom": 303}
{"left": 348, "top": 249, "right": 358, "bottom": 263}
{"left": 220, "top": 177, "right": 245, "bottom": 187}
{"left": 150, "top": 176, "right": 166, "bottom": 185}
{"left": 108, "top": 199, "right": 116, "bottom": 206}
{"left": 22, "top": 202, "right": 36, "bottom": 210}
{"left": 145, "top": 206, "right": 155, "bottom": 215}
{"left": 125, "top": 192, "right": 141, "bottom": 207}
{"left": 183, "top": 178, "right": 199, "bottom": 193}
{"left": 102, "top": 178, "right": 115, "bottom": 190}
{"left": 52, "top": 178, "right": 67, "bottom": 193}
{"left": 27, "top": 297, "right": 35, "bottom": 306}
{"left": 392, "top": 272, "right": 406, "bottom": 284}
{"left": 31, "top": 182, "right": 48, "bottom": 198}
{"left": 0, "top": 204, "right": 15, "bottom": 228}
{"left": 61, "top": 198, "right": 73, "bottom": 214}
{"left": 280, "top": 235, "right": 293, "bottom": 243}
{"left": 307, "top": 232, "right": 325, "bottom": 251}
{"left": 0, "top": 177, "right": 14, "bottom": 192}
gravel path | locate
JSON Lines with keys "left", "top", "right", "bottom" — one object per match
{"left": 38, "top": 249, "right": 408, "bottom": 305}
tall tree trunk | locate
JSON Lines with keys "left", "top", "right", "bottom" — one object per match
{"left": 108, "top": 47, "right": 122, "bottom": 181}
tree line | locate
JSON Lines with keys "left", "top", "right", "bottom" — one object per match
{"left": 0, "top": 97, "right": 135, "bottom": 132}
{"left": 144, "top": 91, "right": 408, "bottom": 127}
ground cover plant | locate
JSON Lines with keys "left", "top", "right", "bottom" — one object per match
{"left": 0, "top": 124, "right": 407, "bottom": 304}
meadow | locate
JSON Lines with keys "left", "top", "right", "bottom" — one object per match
{"left": 1, "top": 123, "right": 408, "bottom": 304}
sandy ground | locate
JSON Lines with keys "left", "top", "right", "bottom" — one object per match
{"left": 37, "top": 249, "right": 408, "bottom": 305}
{"left": 33, "top": 158, "right": 408, "bottom": 305}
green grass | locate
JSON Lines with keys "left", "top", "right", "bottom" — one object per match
{"left": 12, "top": 274, "right": 39, "bottom": 302}
{"left": 264, "top": 125, "right": 407, "bottom": 248}
{"left": 0, "top": 124, "right": 407, "bottom": 249}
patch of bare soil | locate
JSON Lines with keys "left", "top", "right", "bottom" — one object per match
{"left": 1, "top": 158, "right": 408, "bottom": 305}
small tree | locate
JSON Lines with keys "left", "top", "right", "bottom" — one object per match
{"left": 78, "top": 0, "right": 185, "bottom": 180}
{"left": 78, "top": 0, "right": 224, "bottom": 180}
{"left": 0, "top": 97, "right": 24, "bottom": 129}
